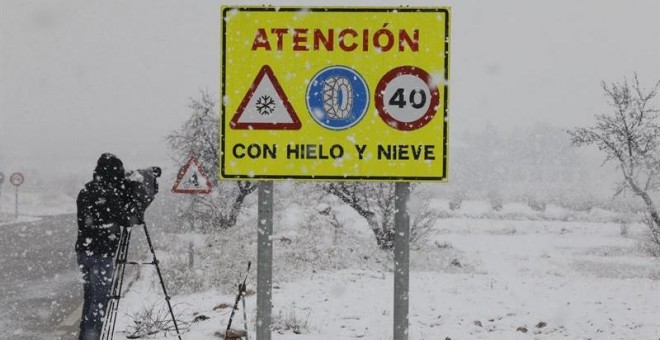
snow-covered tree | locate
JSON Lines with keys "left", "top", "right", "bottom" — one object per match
{"left": 321, "top": 182, "right": 397, "bottom": 250}
{"left": 569, "top": 75, "right": 660, "bottom": 246}
{"left": 167, "top": 91, "right": 256, "bottom": 230}
{"left": 320, "top": 182, "right": 435, "bottom": 250}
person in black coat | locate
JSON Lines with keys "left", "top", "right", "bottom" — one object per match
{"left": 76, "top": 153, "right": 136, "bottom": 340}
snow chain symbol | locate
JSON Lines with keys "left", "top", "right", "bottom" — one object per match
{"left": 306, "top": 65, "right": 369, "bottom": 131}
{"left": 322, "top": 76, "right": 353, "bottom": 119}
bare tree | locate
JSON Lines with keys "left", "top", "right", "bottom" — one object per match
{"left": 568, "top": 75, "right": 660, "bottom": 247}
{"left": 167, "top": 91, "right": 257, "bottom": 230}
{"left": 409, "top": 198, "right": 441, "bottom": 244}
{"left": 321, "top": 182, "right": 396, "bottom": 250}
{"left": 321, "top": 182, "right": 435, "bottom": 250}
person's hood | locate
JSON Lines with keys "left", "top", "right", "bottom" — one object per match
{"left": 93, "top": 153, "right": 125, "bottom": 184}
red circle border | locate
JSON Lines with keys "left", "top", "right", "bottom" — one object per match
{"left": 10, "top": 172, "right": 24, "bottom": 186}
{"left": 375, "top": 66, "right": 440, "bottom": 131}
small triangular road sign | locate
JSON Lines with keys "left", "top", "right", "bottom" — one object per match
{"left": 230, "top": 65, "right": 301, "bottom": 130}
{"left": 171, "top": 156, "right": 212, "bottom": 194}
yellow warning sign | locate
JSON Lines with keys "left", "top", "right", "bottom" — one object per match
{"left": 221, "top": 7, "right": 450, "bottom": 181}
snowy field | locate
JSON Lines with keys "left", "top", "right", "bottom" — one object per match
{"left": 0, "top": 189, "right": 75, "bottom": 223}
{"left": 1, "top": 189, "right": 659, "bottom": 339}
{"left": 107, "top": 198, "right": 660, "bottom": 340}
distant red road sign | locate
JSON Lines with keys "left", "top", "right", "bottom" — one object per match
{"left": 171, "top": 156, "right": 212, "bottom": 194}
{"left": 9, "top": 173, "right": 24, "bottom": 187}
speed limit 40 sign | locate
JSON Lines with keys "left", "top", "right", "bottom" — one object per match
{"left": 221, "top": 7, "right": 450, "bottom": 181}
{"left": 375, "top": 66, "right": 441, "bottom": 131}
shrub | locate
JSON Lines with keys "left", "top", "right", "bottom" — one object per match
{"left": 124, "top": 303, "right": 188, "bottom": 339}
{"left": 272, "top": 306, "right": 311, "bottom": 335}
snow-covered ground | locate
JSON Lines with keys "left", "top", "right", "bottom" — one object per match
{"left": 108, "top": 199, "right": 660, "bottom": 340}
{"left": 2, "top": 187, "right": 658, "bottom": 339}
{"left": 2, "top": 185, "right": 657, "bottom": 339}
{"left": 0, "top": 189, "right": 75, "bottom": 224}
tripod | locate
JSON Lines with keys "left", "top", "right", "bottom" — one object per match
{"left": 100, "top": 223, "right": 182, "bottom": 340}
{"left": 225, "top": 262, "right": 250, "bottom": 339}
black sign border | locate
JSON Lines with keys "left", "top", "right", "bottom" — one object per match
{"left": 221, "top": 6, "right": 450, "bottom": 182}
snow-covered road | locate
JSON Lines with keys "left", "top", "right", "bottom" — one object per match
{"left": 0, "top": 214, "right": 81, "bottom": 339}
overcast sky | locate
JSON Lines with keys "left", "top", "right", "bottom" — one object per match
{"left": 1, "top": 0, "right": 659, "bottom": 175}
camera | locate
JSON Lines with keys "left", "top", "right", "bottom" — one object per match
{"left": 125, "top": 166, "right": 162, "bottom": 224}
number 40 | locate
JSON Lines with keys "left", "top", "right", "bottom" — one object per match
{"left": 388, "top": 88, "right": 427, "bottom": 109}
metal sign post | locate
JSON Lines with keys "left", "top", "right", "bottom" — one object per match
{"left": 0, "top": 171, "right": 4, "bottom": 214}
{"left": 9, "top": 172, "right": 24, "bottom": 220}
{"left": 257, "top": 181, "right": 273, "bottom": 340}
{"left": 190, "top": 194, "right": 197, "bottom": 231}
{"left": 394, "top": 182, "right": 411, "bottom": 339}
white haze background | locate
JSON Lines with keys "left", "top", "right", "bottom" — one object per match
{"left": 1, "top": 0, "right": 658, "bottom": 184}
{"left": 1, "top": 1, "right": 660, "bottom": 339}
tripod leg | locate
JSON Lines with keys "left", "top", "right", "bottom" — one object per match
{"left": 242, "top": 295, "right": 249, "bottom": 340}
{"left": 101, "top": 226, "right": 133, "bottom": 340}
{"left": 142, "top": 223, "right": 183, "bottom": 340}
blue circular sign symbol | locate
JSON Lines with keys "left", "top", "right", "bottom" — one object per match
{"left": 306, "top": 66, "right": 369, "bottom": 130}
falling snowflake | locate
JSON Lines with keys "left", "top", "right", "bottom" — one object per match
{"left": 255, "top": 95, "right": 276, "bottom": 115}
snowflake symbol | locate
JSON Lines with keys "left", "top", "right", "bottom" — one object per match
{"left": 255, "top": 95, "right": 276, "bottom": 115}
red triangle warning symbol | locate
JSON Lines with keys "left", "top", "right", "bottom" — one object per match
{"left": 171, "top": 156, "right": 212, "bottom": 194}
{"left": 230, "top": 65, "right": 301, "bottom": 130}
